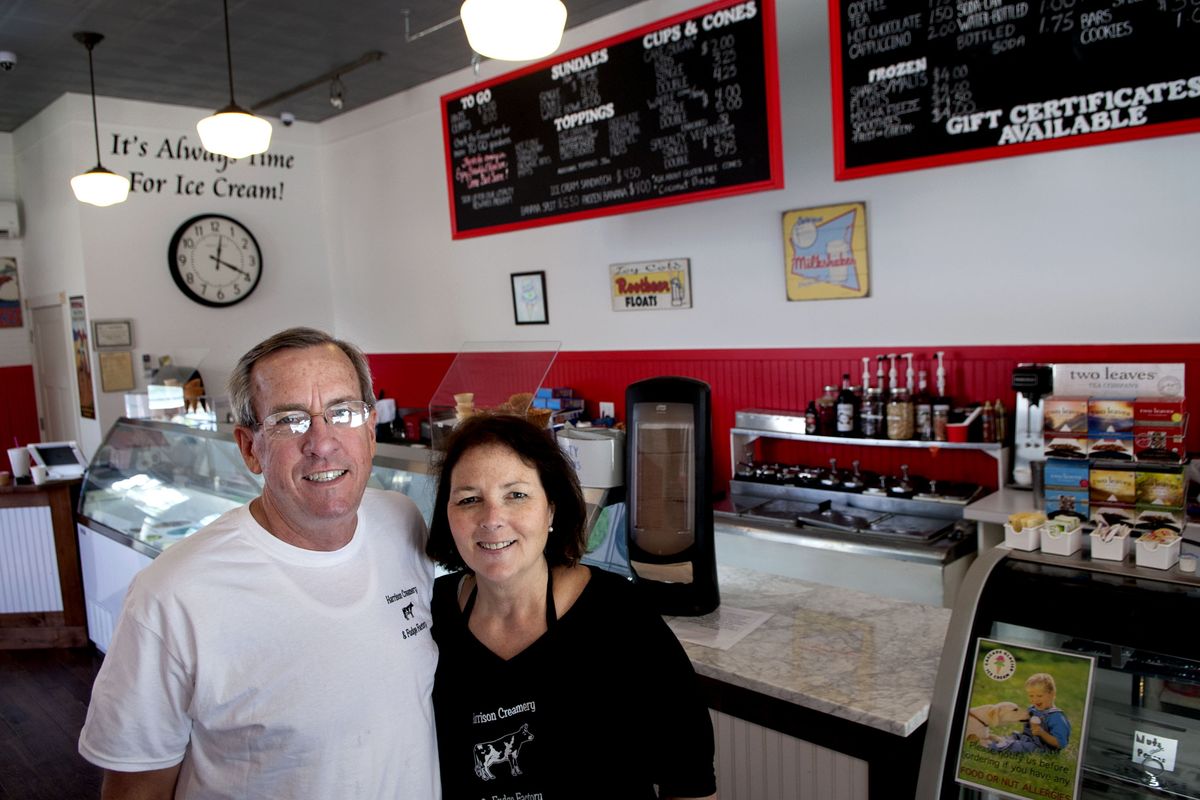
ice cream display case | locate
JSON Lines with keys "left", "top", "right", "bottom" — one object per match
{"left": 78, "top": 418, "right": 435, "bottom": 555}
{"left": 75, "top": 418, "right": 434, "bottom": 650}
{"left": 918, "top": 545, "right": 1200, "bottom": 799}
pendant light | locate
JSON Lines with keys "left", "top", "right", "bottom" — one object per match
{"left": 70, "top": 32, "right": 130, "bottom": 208}
{"left": 196, "top": 0, "right": 272, "bottom": 159}
{"left": 459, "top": 0, "right": 567, "bottom": 61}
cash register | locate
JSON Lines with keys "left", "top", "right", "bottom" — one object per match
{"left": 27, "top": 440, "right": 88, "bottom": 480}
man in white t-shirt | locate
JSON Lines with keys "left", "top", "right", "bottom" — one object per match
{"left": 79, "top": 327, "right": 440, "bottom": 799}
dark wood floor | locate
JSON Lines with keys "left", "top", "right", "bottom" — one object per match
{"left": 0, "top": 647, "right": 105, "bottom": 800}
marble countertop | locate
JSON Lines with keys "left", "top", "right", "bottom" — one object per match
{"left": 678, "top": 565, "right": 951, "bottom": 737}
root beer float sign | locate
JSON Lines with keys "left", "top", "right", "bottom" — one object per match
{"left": 829, "top": 0, "right": 1200, "bottom": 179}
{"left": 609, "top": 259, "right": 693, "bottom": 311}
{"left": 441, "top": 0, "right": 783, "bottom": 238}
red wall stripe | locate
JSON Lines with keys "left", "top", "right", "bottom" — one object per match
{"left": 0, "top": 365, "right": 41, "bottom": 452}
{"left": 368, "top": 343, "right": 1200, "bottom": 493}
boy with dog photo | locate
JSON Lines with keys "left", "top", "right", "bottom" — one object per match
{"left": 984, "top": 673, "right": 1071, "bottom": 754}
{"left": 955, "top": 639, "right": 1094, "bottom": 800}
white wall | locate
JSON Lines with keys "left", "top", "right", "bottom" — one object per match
{"left": 0, "top": 132, "right": 30, "bottom": 369}
{"left": 9, "top": 0, "right": 1198, "bottom": 452}
{"left": 0, "top": 132, "right": 14, "bottom": 199}
{"left": 320, "top": 0, "right": 1200, "bottom": 355}
{"left": 12, "top": 94, "right": 334, "bottom": 454}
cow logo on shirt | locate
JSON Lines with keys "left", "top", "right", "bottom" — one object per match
{"left": 474, "top": 724, "right": 534, "bottom": 780}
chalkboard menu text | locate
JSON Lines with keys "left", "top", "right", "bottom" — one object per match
{"left": 830, "top": 0, "right": 1200, "bottom": 178}
{"left": 442, "top": 0, "right": 783, "bottom": 238}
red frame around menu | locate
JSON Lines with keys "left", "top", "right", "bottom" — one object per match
{"left": 441, "top": 0, "right": 784, "bottom": 238}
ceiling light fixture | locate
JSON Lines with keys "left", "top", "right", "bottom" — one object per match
{"left": 329, "top": 77, "right": 345, "bottom": 110}
{"left": 196, "top": 0, "right": 272, "bottom": 159}
{"left": 459, "top": 0, "right": 567, "bottom": 61}
{"left": 70, "top": 33, "right": 130, "bottom": 208}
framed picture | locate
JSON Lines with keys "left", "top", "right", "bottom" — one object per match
{"left": 92, "top": 318, "right": 134, "bottom": 350}
{"left": 99, "top": 350, "right": 136, "bottom": 393}
{"left": 0, "top": 257, "right": 22, "bottom": 328}
{"left": 511, "top": 271, "right": 548, "bottom": 325}
{"left": 782, "top": 202, "right": 870, "bottom": 301}
{"left": 610, "top": 259, "right": 692, "bottom": 312}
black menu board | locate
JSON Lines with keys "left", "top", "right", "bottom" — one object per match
{"left": 830, "top": 0, "right": 1200, "bottom": 179}
{"left": 442, "top": 0, "right": 783, "bottom": 238}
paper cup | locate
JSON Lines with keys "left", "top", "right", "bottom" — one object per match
{"left": 7, "top": 447, "right": 30, "bottom": 479}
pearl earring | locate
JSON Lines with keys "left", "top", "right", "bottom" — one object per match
{"left": 548, "top": 525, "right": 554, "bottom": 533}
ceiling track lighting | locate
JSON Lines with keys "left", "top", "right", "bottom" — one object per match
{"left": 251, "top": 51, "right": 384, "bottom": 117}
{"left": 71, "top": 32, "right": 130, "bottom": 208}
{"left": 196, "top": 0, "right": 272, "bottom": 159}
{"left": 402, "top": 0, "right": 566, "bottom": 63}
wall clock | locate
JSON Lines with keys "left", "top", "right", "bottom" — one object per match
{"left": 168, "top": 214, "right": 262, "bottom": 307}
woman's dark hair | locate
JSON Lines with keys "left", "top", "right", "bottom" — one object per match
{"left": 426, "top": 414, "right": 589, "bottom": 571}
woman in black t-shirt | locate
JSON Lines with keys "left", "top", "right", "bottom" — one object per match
{"left": 426, "top": 414, "right": 717, "bottom": 799}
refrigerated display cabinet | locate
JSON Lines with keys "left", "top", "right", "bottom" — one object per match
{"left": 75, "top": 418, "right": 434, "bottom": 650}
{"left": 918, "top": 545, "right": 1200, "bottom": 799}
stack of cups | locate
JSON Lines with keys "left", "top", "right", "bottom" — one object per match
{"left": 7, "top": 446, "right": 31, "bottom": 482}
{"left": 454, "top": 393, "right": 475, "bottom": 422}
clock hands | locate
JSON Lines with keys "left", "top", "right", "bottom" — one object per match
{"left": 208, "top": 252, "right": 252, "bottom": 280}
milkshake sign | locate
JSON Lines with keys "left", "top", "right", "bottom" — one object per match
{"left": 610, "top": 259, "right": 692, "bottom": 311}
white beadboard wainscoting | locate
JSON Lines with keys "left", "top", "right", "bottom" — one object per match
{"left": 0, "top": 505, "right": 62, "bottom": 613}
{"left": 712, "top": 708, "right": 869, "bottom": 800}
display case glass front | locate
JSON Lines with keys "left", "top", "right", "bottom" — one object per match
{"left": 79, "top": 419, "right": 434, "bottom": 555}
{"left": 919, "top": 547, "right": 1200, "bottom": 800}
{"left": 428, "top": 340, "right": 560, "bottom": 447}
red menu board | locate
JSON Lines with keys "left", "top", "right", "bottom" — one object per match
{"left": 442, "top": 0, "right": 784, "bottom": 238}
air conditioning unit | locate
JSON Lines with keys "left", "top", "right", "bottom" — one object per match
{"left": 0, "top": 201, "right": 20, "bottom": 239}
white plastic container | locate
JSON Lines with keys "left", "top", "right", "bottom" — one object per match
{"left": 1004, "top": 523, "right": 1040, "bottom": 552}
{"left": 557, "top": 428, "right": 624, "bottom": 489}
{"left": 1089, "top": 526, "right": 1131, "bottom": 562}
{"left": 1041, "top": 526, "right": 1083, "bottom": 556}
{"left": 1135, "top": 533, "right": 1181, "bottom": 570}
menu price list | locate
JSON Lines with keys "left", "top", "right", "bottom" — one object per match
{"left": 443, "top": 0, "right": 782, "bottom": 237}
{"left": 831, "top": 0, "right": 1200, "bottom": 177}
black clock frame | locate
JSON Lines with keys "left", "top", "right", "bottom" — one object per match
{"left": 168, "top": 213, "right": 262, "bottom": 308}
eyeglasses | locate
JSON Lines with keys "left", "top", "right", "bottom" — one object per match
{"left": 255, "top": 400, "right": 373, "bottom": 439}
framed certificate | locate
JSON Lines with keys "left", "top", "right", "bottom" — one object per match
{"left": 99, "top": 350, "right": 136, "bottom": 393}
{"left": 92, "top": 319, "right": 134, "bottom": 350}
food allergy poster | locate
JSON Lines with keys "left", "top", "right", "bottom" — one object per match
{"left": 956, "top": 638, "right": 1095, "bottom": 800}
{"left": 829, "top": 0, "right": 1200, "bottom": 179}
{"left": 442, "top": 0, "right": 783, "bottom": 238}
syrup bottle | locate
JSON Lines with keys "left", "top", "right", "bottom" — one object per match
{"left": 836, "top": 373, "right": 859, "bottom": 437}
{"left": 914, "top": 369, "right": 933, "bottom": 441}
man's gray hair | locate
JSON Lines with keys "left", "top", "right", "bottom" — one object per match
{"left": 227, "top": 327, "right": 375, "bottom": 427}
